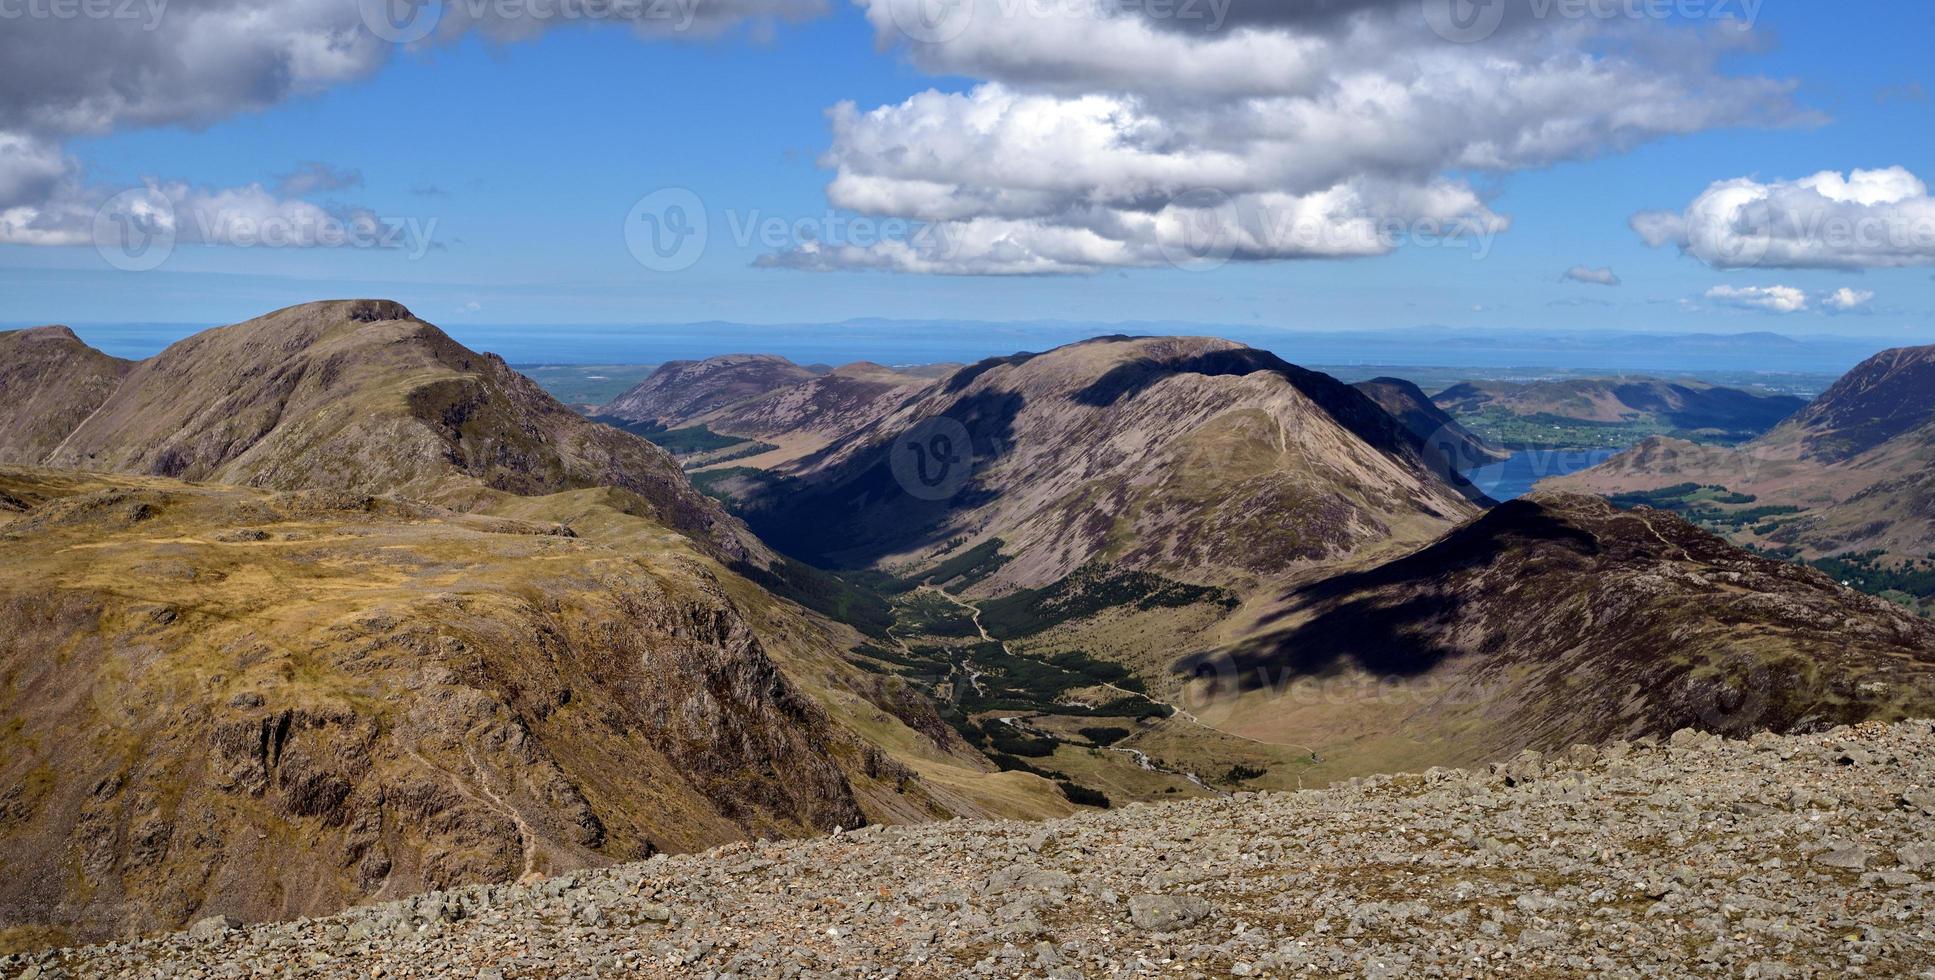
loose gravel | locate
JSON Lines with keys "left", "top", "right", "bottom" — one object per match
{"left": 14, "top": 721, "right": 1935, "bottom": 978}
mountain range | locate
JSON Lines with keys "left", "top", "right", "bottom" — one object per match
{"left": 4, "top": 303, "right": 1934, "bottom": 952}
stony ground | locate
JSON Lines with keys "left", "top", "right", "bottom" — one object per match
{"left": 15, "top": 721, "right": 1935, "bottom": 979}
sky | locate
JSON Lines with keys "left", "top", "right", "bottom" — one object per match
{"left": 1, "top": 0, "right": 1932, "bottom": 342}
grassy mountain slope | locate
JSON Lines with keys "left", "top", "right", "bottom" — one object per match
{"left": 0, "top": 469, "right": 1063, "bottom": 949}
{"left": 1182, "top": 493, "right": 1935, "bottom": 779}
{"left": 0, "top": 326, "right": 133, "bottom": 464}
{"left": 744, "top": 337, "right": 1487, "bottom": 593}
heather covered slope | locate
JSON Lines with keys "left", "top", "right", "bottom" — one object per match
{"left": 0, "top": 325, "right": 133, "bottom": 464}
{"left": 742, "top": 337, "right": 1487, "bottom": 593}
{"left": 14, "top": 300, "right": 758, "bottom": 563}
{"left": 0, "top": 469, "right": 1061, "bottom": 950}
{"left": 1182, "top": 493, "right": 1935, "bottom": 778}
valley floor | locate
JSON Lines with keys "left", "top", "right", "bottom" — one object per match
{"left": 28, "top": 720, "right": 1935, "bottom": 978}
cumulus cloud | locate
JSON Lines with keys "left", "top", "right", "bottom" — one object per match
{"left": 1562, "top": 265, "right": 1620, "bottom": 286}
{"left": 1701, "top": 284, "right": 1810, "bottom": 314}
{"left": 1822, "top": 287, "right": 1876, "bottom": 312}
{"left": 765, "top": 0, "right": 1807, "bottom": 273}
{"left": 0, "top": 0, "right": 819, "bottom": 250}
{"left": 0, "top": 178, "right": 434, "bottom": 257}
{"left": 1633, "top": 167, "right": 1935, "bottom": 269}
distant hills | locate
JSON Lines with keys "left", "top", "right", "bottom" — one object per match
{"left": 1551, "top": 343, "right": 1935, "bottom": 612}
{"left": 38, "top": 319, "right": 1900, "bottom": 376}
{"left": 1433, "top": 377, "right": 1807, "bottom": 449}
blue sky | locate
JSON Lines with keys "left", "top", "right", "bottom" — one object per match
{"left": 1, "top": 0, "right": 1931, "bottom": 341}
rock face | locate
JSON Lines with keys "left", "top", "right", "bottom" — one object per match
{"left": 31, "top": 720, "right": 1935, "bottom": 977}
{"left": 15, "top": 300, "right": 757, "bottom": 562}
{"left": 1353, "top": 376, "right": 1510, "bottom": 470}
{"left": 1433, "top": 376, "right": 1805, "bottom": 439}
{"left": 0, "top": 470, "right": 906, "bottom": 947}
{"left": 1551, "top": 344, "right": 1935, "bottom": 561}
{"left": 743, "top": 337, "right": 1486, "bottom": 591}
{"left": 1192, "top": 493, "right": 1935, "bottom": 763}
{"left": 0, "top": 325, "right": 134, "bottom": 464}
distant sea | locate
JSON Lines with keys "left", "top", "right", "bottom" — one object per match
{"left": 16, "top": 320, "right": 1904, "bottom": 379}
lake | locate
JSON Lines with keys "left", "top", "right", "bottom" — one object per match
{"left": 1464, "top": 449, "right": 1623, "bottom": 501}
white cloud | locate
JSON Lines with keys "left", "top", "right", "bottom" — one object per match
{"left": 1822, "top": 287, "right": 1876, "bottom": 312}
{"left": 0, "top": 0, "right": 819, "bottom": 248}
{"left": 1633, "top": 167, "right": 1935, "bottom": 269}
{"left": 1704, "top": 284, "right": 1810, "bottom": 314}
{"left": 1562, "top": 265, "right": 1620, "bottom": 286}
{"left": 769, "top": 0, "right": 1806, "bottom": 273}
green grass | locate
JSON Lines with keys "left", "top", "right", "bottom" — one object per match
{"left": 638, "top": 424, "right": 751, "bottom": 455}
{"left": 977, "top": 563, "right": 1237, "bottom": 639}
{"left": 892, "top": 591, "right": 981, "bottom": 639}
{"left": 920, "top": 539, "right": 1010, "bottom": 591}
{"left": 729, "top": 557, "right": 898, "bottom": 638}
{"left": 1608, "top": 484, "right": 1803, "bottom": 531}
{"left": 1806, "top": 551, "right": 1935, "bottom": 615}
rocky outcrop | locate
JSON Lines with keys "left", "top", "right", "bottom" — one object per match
{"left": 30, "top": 720, "right": 1935, "bottom": 976}
{"left": 0, "top": 471, "right": 914, "bottom": 947}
